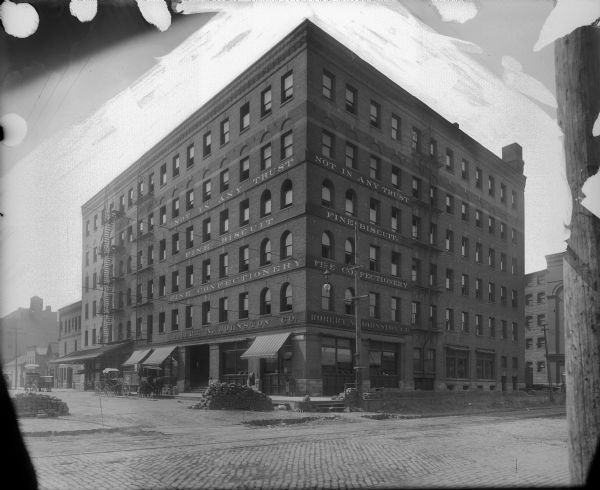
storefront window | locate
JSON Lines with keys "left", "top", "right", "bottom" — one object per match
{"left": 446, "top": 349, "right": 469, "bottom": 379}
{"left": 221, "top": 342, "right": 248, "bottom": 376}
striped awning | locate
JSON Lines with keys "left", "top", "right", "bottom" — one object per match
{"left": 48, "top": 342, "right": 131, "bottom": 364}
{"left": 141, "top": 346, "right": 177, "bottom": 367}
{"left": 240, "top": 332, "right": 290, "bottom": 359}
{"left": 122, "top": 349, "right": 153, "bottom": 367}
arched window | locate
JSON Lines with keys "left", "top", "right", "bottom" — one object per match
{"left": 345, "top": 189, "right": 356, "bottom": 216}
{"left": 260, "top": 288, "right": 272, "bottom": 315}
{"left": 321, "top": 232, "right": 333, "bottom": 259}
{"left": 281, "top": 180, "right": 293, "bottom": 208}
{"left": 345, "top": 288, "right": 355, "bottom": 315}
{"left": 280, "top": 283, "right": 292, "bottom": 311}
{"left": 260, "top": 190, "right": 272, "bottom": 217}
{"left": 321, "top": 180, "right": 334, "bottom": 207}
{"left": 280, "top": 231, "right": 293, "bottom": 259}
{"left": 260, "top": 238, "right": 272, "bottom": 265}
{"left": 345, "top": 238, "right": 355, "bottom": 265}
{"left": 322, "top": 284, "right": 333, "bottom": 311}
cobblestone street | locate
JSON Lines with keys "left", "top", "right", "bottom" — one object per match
{"left": 19, "top": 391, "right": 569, "bottom": 489}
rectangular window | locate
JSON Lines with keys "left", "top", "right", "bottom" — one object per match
{"left": 322, "top": 70, "right": 334, "bottom": 100}
{"left": 512, "top": 322, "right": 518, "bottom": 341}
{"left": 239, "top": 292, "right": 249, "bottom": 319}
{"left": 185, "top": 265, "right": 193, "bottom": 288}
{"left": 429, "top": 138, "right": 438, "bottom": 158}
{"left": 445, "top": 229, "right": 454, "bottom": 252}
{"left": 172, "top": 233, "right": 180, "bottom": 255}
{"left": 500, "top": 183, "right": 506, "bottom": 203}
{"left": 502, "top": 321, "right": 508, "bottom": 339}
{"left": 281, "top": 71, "right": 293, "bottom": 102}
{"left": 391, "top": 207, "right": 400, "bottom": 232}
{"left": 489, "top": 317, "right": 496, "bottom": 337}
{"left": 391, "top": 165, "right": 401, "bottom": 188}
{"left": 391, "top": 297, "right": 401, "bottom": 322}
{"left": 159, "top": 275, "right": 166, "bottom": 296}
{"left": 369, "top": 292, "right": 380, "bottom": 319}
{"left": 159, "top": 239, "right": 166, "bottom": 261}
{"left": 158, "top": 312, "right": 165, "bottom": 333}
{"left": 345, "top": 142, "right": 357, "bottom": 169}
{"left": 475, "top": 210, "right": 482, "bottom": 227}
{"left": 476, "top": 314, "right": 483, "bottom": 336}
{"left": 239, "top": 156, "right": 250, "bottom": 181}
{"left": 461, "top": 236, "right": 469, "bottom": 258}
{"left": 411, "top": 301, "right": 421, "bottom": 326}
{"left": 488, "top": 282, "right": 495, "bottom": 302}
{"left": 475, "top": 167, "right": 482, "bottom": 188}
{"left": 461, "top": 312, "right": 470, "bottom": 333}
{"left": 461, "top": 273, "right": 469, "bottom": 296}
{"left": 488, "top": 248, "right": 496, "bottom": 268}
{"left": 260, "top": 143, "right": 272, "bottom": 170}
{"left": 445, "top": 268, "right": 454, "bottom": 290}
{"left": 429, "top": 223, "right": 437, "bottom": 246}
{"left": 411, "top": 258, "right": 421, "bottom": 283}
{"left": 203, "top": 218, "right": 211, "bottom": 242}
{"left": 445, "top": 194, "right": 454, "bottom": 214}
{"left": 445, "top": 149, "right": 454, "bottom": 171}
{"left": 429, "top": 263, "right": 437, "bottom": 287}
{"left": 281, "top": 131, "right": 293, "bottom": 159}
{"left": 202, "top": 302, "right": 210, "bottom": 325}
{"left": 411, "top": 215, "right": 421, "bottom": 240}
{"left": 445, "top": 308, "right": 454, "bottom": 331}
{"left": 369, "top": 198, "right": 380, "bottom": 224}
{"left": 203, "top": 131, "right": 211, "bottom": 156}
{"left": 171, "top": 309, "right": 179, "bottom": 331}
{"left": 391, "top": 252, "right": 401, "bottom": 277}
{"left": 219, "top": 210, "right": 229, "bottom": 235}
{"left": 369, "top": 155, "right": 381, "bottom": 180}
{"left": 172, "top": 154, "right": 180, "bottom": 177}
{"left": 220, "top": 118, "right": 230, "bottom": 145}
{"left": 187, "top": 144, "right": 194, "bottom": 168}
{"left": 239, "top": 246, "right": 249, "bottom": 272}
{"left": 220, "top": 168, "right": 230, "bottom": 192}
{"left": 411, "top": 127, "right": 422, "bottom": 153}
{"left": 186, "top": 226, "right": 194, "bottom": 249}
{"left": 202, "top": 259, "right": 211, "bottom": 283}
{"left": 171, "top": 270, "right": 179, "bottom": 293}
{"left": 219, "top": 297, "right": 228, "bottom": 322}
{"left": 369, "top": 245, "right": 380, "bottom": 272}
{"left": 475, "top": 278, "right": 482, "bottom": 300}
{"left": 182, "top": 190, "right": 193, "bottom": 213}
{"left": 219, "top": 253, "right": 229, "bottom": 278}
{"left": 488, "top": 175, "right": 495, "bottom": 196}
{"left": 461, "top": 202, "right": 469, "bottom": 221}
{"left": 172, "top": 197, "right": 180, "bottom": 218}
{"left": 322, "top": 130, "right": 334, "bottom": 158}
{"left": 500, "top": 286, "right": 507, "bottom": 305}
{"left": 369, "top": 100, "right": 380, "bottom": 128}
{"left": 261, "top": 86, "right": 272, "bottom": 116}
{"left": 412, "top": 177, "right": 421, "bottom": 198}
{"left": 391, "top": 114, "right": 401, "bottom": 141}
{"left": 511, "top": 190, "right": 517, "bottom": 209}
{"left": 239, "top": 199, "right": 250, "bottom": 225}
{"left": 345, "top": 85, "right": 357, "bottom": 113}
{"left": 488, "top": 216, "right": 495, "bottom": 234}
{"left": 203, "top": 180, "right": 211, "bottom": 202}
{"left": 461, "top": 158, "right": 469, "bottom": 179}
{"left": 240, "top": 102, "right": 250, "bottom": 131}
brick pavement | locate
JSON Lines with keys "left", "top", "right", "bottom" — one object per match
{"left": 19, "top": 391, "right": 570, "bottom": 489}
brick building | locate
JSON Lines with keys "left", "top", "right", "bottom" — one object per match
{"left": 524, "top": 252, "right": 565, "bottom": 388}
{"left": 0, "top": 296, "right": 58, "bottom": 363}
{"left": 53, "top": 301, "right": 84, "bottom": 389}
{"left": 61, "top": 21, "right": 525, "bottom": 395}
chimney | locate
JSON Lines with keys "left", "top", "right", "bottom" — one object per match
{"left": 502, "top": 143, "right": 524, "bottom": 174}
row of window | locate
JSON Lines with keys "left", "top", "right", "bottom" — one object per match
{"left": 84, "top": 128, "right": 296, "bottom": 237}
{"left": 525, "top": 292, "right": 545, "bottom": 305}
{"left": 525, "top": 337, "right": 547, "bottom": 349}
{"left": 445, "top": 351, "right": 517, "bottom": 380}
{"left": 59, "top": 316, "right": 80, "bottom": 335}
{"left": 319, "top": 71, "right": 519, "bottom": 208}
{"left": 525, "top": 314, "right": 546, "bottom": 328}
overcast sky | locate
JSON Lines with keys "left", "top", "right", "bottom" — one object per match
{"left": 0, "top": 0, "right": 571, "bottom": 316}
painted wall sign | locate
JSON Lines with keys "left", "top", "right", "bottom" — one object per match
{"left": 313, "top": 154, "right": 410, "bottom": 204}
{"left": 307, "top": 311, "right": 411, "bottom": 335}
{"left": 166, "top": 312, "right": 302, "bottom": 341}
{"left": 309, "top": 256, "right": 409, "bottom": 289}
{"left": 169, "top": 156, "right": 296, "bottom": 230}
{"left": 169, "top": 257, "right": 304, "bottom": 302}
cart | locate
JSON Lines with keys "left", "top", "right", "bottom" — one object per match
{"left": 95, "top": 368, "right": 124, "bottom": 396}
{"left": 39, "top": 375, "right": 54, "bottom": 392}
{"left": 24, "top": 372, "right": 40, "bottom": 392}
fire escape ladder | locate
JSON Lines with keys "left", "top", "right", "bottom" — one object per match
{"left": 100, "top": 216, "right": 115, "bottom": 344}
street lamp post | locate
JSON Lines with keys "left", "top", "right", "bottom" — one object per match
{"left": 322, "top": 220, "right": 367, "bottom": 407}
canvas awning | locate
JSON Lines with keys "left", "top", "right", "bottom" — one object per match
{"left": 240, "top": 332, "right": 290, "bottom": 359}
{"left": 141, "top": 346, "right": 177, "bottom": 367}
{"left": 49, "top": 342, "right": 131, "bottom": 364}
{"left": 122, "top": 349, "right": 153, "bottom": 367}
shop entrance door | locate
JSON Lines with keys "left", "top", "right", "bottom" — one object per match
{"left": 189, "top": 345, "right": 210, "bottom": 390}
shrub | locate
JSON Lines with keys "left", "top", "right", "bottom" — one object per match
{"left": 12, "top": 393, "right": 69, "bottom": 418}
{"left": 190, "top": 383, "right": 273, "bottom": 411}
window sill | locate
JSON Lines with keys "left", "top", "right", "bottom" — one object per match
{"left": 280, "top": 96, "right": 294, "bottom": 107}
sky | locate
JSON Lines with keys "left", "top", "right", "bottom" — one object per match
{"left": 0, "top": 0, "right": 585, "bottom": 316}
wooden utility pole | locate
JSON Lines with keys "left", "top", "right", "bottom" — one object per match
{"left": 555, "top": 25, "right": 600, "bottom": 485}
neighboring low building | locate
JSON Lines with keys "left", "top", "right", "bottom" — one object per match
{"left": 0, "top": 296, "right": 59, "bottom": 363}
{"left": 55, "top": 301, "right": 84, "bottom": 389}
{"left": 3, "top": 344, "right": 58, "bottom": 389}
{"left": 524, "top": 252, "right": 565, "bottom": 388}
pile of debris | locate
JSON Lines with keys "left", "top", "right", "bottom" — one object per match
{"left": 189, "top": 383, "right": 273, "bottom": 411}
{"left": 12, "top": 392, "right": 69, "bottom": 418}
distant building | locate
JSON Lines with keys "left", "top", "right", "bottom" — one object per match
{"left": 3, "top": 344, "right": 58, "bottom": 389}
{"left": 55, "top": 301, "right": 83, "bottom": 389}
{"left": 524, "top": 252, "right": 565, "bottom": 388}
{"left": 0, "top": 296, "right": 59, "bottom": 363}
